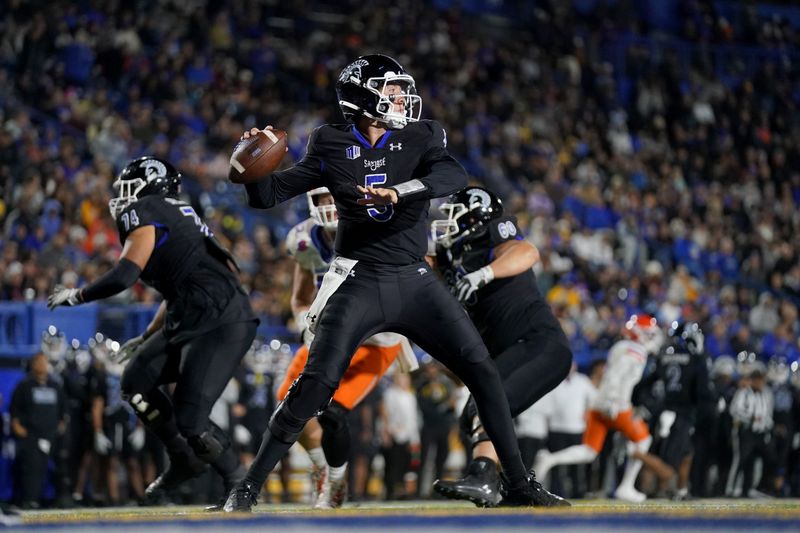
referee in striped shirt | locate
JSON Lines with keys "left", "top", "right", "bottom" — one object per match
{"left": 727, "top": 363, "right": 776, "bottom": 497}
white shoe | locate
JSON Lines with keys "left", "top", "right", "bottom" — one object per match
{"left": 314, "top": 476, "right": 347, "bottom": 509}
{"left": 310, "top": 465, "right": 327, "bottom": 504}
{"left": 747, "top": 488, "right": 773, "bottom": 500}
{"left": 614, "top": 485, "right": 646, "bottom": 503}
{"left": 533, "top": 450, "right": 554, "bottom": 481}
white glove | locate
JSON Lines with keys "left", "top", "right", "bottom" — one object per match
{"left": 296, "top": 310, "right": 315, "bottom": 346}
{"left": 47, "top": 285, "right": 83, "bottom": 310}
{"left": 115, "top": 335, "right": 145, "bottom": 364}
{"left": 128, "top": 426, "right": 145, "bottom": 451}
{"left": 233, "top": 424, "right": 252, "bottom": 446}
{"left": 94, "top": 431, "right": 112, "bottom": 455}
{"left": 453, "top": 266, "right": 494, "bottom": 303}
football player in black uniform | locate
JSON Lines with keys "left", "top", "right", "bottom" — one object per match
{"left": 428, "top": 186, "right": 573, "bottom": 506}
{"left": 224, "top": 54, "right": 564, "bottom": 511}
{"left": 638, "top": 321, "right": 714, "bottom": 499}
{"left": 48, "top": 156, "right": 258, "bottom": 504}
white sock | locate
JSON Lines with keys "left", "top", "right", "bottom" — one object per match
{"left": 618, "top": 458, "right": 643, "bottom": 492}
{"left": 328, "top": 463, "right": 347, "bottom": 483}
{"left": 549, "top": 444, "right": 597, "bottom": 466}
{"left": 307, "top": 447, "right": 328, "bottom": 469}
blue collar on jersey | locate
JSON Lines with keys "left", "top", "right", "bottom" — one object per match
{"left": 351, "top": 125, "right": 392, "bottom": 149}
{"left": 310, "top": 224, "right": 334, "bottom": 264}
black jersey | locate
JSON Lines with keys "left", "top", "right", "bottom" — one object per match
{"left": 648, "top": 351, "right": 715, "bottom": 415}
{"left": 245, "top": 120, "right": 466, "bottom": 265}
{"left": 116, "top": 195, "right": 256, "bottom": 342}
{"left": 435, "top": 216, "right": 559, "bottom": 355}
{"left": 9, "top": 375, "right": 66, "bottom": 440}
{"left": 89, "top": 369, "right": 129, "bottom": 418}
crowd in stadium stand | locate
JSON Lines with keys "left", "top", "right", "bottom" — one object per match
{"left": 0, "top": 0, "right": 799, "bottom": 506}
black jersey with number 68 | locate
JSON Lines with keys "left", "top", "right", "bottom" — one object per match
{"left": 115, "top": 195, "right": 256, "bottom": 342}
{"left": 435, "top": 216, "right": 560, "bottom": 355}
{"left": 245, "top": 120, "right": 466, "bottom": 265}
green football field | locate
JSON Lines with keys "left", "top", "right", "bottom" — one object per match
{"left": 14, "top": 498, "right": 800, "bottom": 532}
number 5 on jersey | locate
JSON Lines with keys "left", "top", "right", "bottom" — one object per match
{"left": 364, "top": 174, "right": 394, "bottom": 222}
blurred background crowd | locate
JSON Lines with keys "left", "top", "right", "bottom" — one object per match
{"left": 0, "top": 0, "right": 799, "bottom": 508}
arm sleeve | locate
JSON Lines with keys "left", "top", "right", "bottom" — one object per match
{"left": 244, "top": 127, "right": 324, "bottom": 209}
{"left": 9, "top": 383, "right": 23, "bottom": 420}
{"left": 391, "top": 121, "right": 466, "bottom": 202}
{"left": 80, "top": 258, "right": 142, "bottom": 303}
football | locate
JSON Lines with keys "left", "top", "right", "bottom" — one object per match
{"left": 229, "top": 128, "right": 288, "bottom": 184}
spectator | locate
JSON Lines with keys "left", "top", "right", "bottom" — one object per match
{"left": 9, "top": 353, "right": 66, "bottom": 508}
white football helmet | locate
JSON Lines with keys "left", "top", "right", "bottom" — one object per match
{"left": 307, "top": 187, "right": 338, "bottom": 229}
{"left": 623, "top": 314, "right": 665, "bottom": 355}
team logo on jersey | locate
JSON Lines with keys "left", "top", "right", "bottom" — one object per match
{"left": 498, "top": 221, "right": 517, "bottom": 239}
{"left": 346, "top": 145, "right": 361, "bottom": 159}
{"left": 139, "top": 159, "right": 167, "bottom": 181}
{"left": 389, "top": 142, "right": 403, "bottom": 151}
{"left": 364, "top": 157, "right": 386, "bottom": 171}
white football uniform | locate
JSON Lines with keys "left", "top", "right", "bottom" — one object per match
{"left": 591, "top": 339, "right": 648, "bottom": 418}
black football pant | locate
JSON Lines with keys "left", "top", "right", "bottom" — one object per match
{"left": 459, "top": 327, "right": 572, "bottom": 447}
{"left": 121, "top": 320, "right": 256, "bottom": 468}
{"left": 248, "top": 261, "right": 529, "bottom": 488}
{"left": 16, "top": 436, "right": 49, "bottom": 507}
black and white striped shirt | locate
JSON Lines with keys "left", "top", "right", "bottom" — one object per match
{"left": 730, "top": 386, "right": 773, "bottom": 433}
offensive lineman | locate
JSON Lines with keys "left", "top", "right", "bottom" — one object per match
{"left": 428, "top": 186, "right": 573, "bottom": 507}
{"left": 225, "top": 54, "right": 561, "bottom": 511}
{"left": 48, "top": 157, "right": 258, "bottom": 504}
{"left": 278, "top": 186, "right": 408, "bottom": 508}
{"left": 534, "top": 314, "right": 665, "bottom": 502}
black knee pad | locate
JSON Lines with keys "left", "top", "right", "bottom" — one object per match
{"left": 318, "top": 401, "right": 349, "bottom": 435}
{"left": 269, "top": 374, "right": 335, "bottom": 443}
{"left": 458, "top": 397, "right": 490, "bottom": 447}
{"left": 128, "top": 389, "right": 172, "bottom": 428}
{"left": 188, "top": 431, "right": 225, "bottom": 463}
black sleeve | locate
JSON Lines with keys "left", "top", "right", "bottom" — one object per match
{"left": 9, "top": 381, "right": 26, "bottom": 420}
{"left": 487, "top": 216, "right": 524, "bottom": 248}
{"left": 245, "top": 127, "right": 324, "bottom": 209}
{"left": 80, "top": 258, "right": 142, "bottom": 302}
{"left": 392, "top": 121, "right": 467, "bottom": 201}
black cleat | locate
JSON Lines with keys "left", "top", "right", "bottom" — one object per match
{"left": 223, "top": 480, "right": 259, "bottom": 512}
{"left": 433, "top": 458, "right": 503, "bottom": 508}
{"left": 205, "top": 465, "right": 247, "bottom": 512}
{"left": 142, "top": 453, "right": 207, "bottom": 506}
{"left": 501, "top": 473, "right": 571, "bottom": 507}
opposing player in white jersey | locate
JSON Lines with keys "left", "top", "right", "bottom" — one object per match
{"left": 277, "top": 187, "right": 412, "bottom": 508}
{"left": 535, "top": 314, "right": 664, "bottom": 502}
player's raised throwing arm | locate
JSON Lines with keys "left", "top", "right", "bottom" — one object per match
{"left": 243, "top": 127, "right": 324, "bottom": 209}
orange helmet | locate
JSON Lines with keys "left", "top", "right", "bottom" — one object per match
{"left": 624, "top": 314, "right": 665, "bottom": 355}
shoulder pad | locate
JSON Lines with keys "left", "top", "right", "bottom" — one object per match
{"left": 488, "top": 215, "right": 521, "bottom": 246}
{"left": 286, "top": 219, "right": 325, "bottom": 270}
